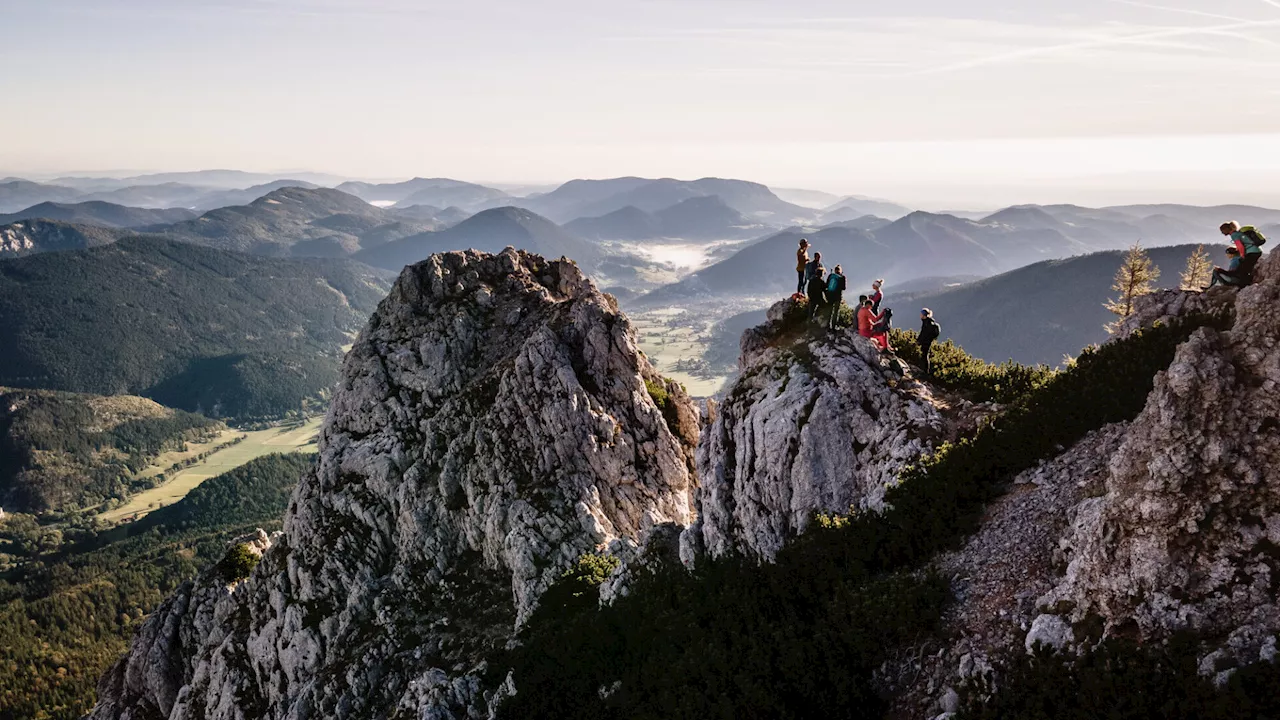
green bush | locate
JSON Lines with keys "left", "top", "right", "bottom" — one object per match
{"left": 218, "top": 542, "right": 261, "bottom": 583}
{"left": 890, "top": 328, "right": 1056, "bottom": 404}
{"left": 499, "top": 312, "right": 1231, "bottom": 719}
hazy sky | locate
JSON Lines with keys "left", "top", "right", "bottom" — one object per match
{"left": 3, "top": 0, "right": 1280, "bottom": 206}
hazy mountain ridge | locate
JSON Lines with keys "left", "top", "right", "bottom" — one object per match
{"left": 638, "top": 202, "right": 1260, "bottom": 305}
{"left": 337, "top": 177, "right": 510, "bottom": 209}
{"left": 565, "top": 195, "right": 769, "bottom": 241}
{"left": 356, "top": 205, "right": 602, "bottom": 271}
{"left": 162, "top": 186, "right": 435, "bottom": 256}
{"left": 0, "top": 236, "right": 394, "bottom": 418}
{"left": 902, "top": 243, "right": 1207, "bottom": 365}
{"left": 0, "top": 219, "right": 132, "bottom": 258}
{"left": 0, "top": 201, "right": 198, "bottom": 228}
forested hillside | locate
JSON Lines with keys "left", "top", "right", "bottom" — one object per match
{"left": 0, "top": 237, "right": 393, "bottom": 419}
{"left": 0, "top": 453, "right": 311, "bottom": 720}
{"left": 0, "top": 388, "right": 222, "bottom": 514}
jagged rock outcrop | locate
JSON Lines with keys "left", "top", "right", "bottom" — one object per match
{"left": 90, "top": 248, "right": 698, "bottom": 720}
{"left": 682, "top": 298, "right": 948, "bottom": 560}
{"left": 1042, "top": 251, "right": 1280, "bottom": 656}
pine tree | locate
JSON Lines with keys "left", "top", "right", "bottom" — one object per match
{"left": 1104, "top": 242, "right": 1160, "bottom": 334}
{"left": 1179, "top": 245, "right": 1212, "bottom": 290}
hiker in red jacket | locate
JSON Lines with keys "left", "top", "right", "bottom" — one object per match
{"left": 857, "top": 299, "right": 885, "bottom": 339}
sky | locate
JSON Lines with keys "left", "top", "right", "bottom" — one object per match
{"left": 3, "top": 0, "right": 1280, "bottom": 207}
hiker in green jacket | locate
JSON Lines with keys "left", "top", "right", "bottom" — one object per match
{"left": 1220, "top": 221, "right": 1266, "bottom": 284}
{"left": 825, "top": 265, "right": 847, "bottom": 329}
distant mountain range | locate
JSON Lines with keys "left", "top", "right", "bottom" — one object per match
{"left": 0, "top": 180, "right": 83, "bottom": 212}
{"left": 565, "top": 195, "right": 770, "bottom": 240}
{"left": 0, "top": 201, "right": 196, "bottom": 228}
{"left": 902, "top": 243, "right": 1208, "bottom": 365}
{"left": 0, "top": 237, "right": 393, "bottom": 418}
{"left": 355, "top": 206, "right": 602, "bottom": 271}
{"left": 336, "top": 177, "right": 510, "bottom": 209}
{"left": 160, "top": 186, "right": 437, "bottom": 256}
{"left": 702, "top": 244, "right": 1214, "bottom": 371}
{"left": 502, "top": 177, "right": 815, "bottom": 225}
{"left": 820, "top": 195, "right": 914, "bottom": 221}
{"left": 0, "top": 220, "right": 132, "bottom": 259}
{"left": 637, "top": 203, "right": 1280, "bottom": 305}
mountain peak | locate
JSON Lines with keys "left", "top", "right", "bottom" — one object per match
{"left": 90, "top": 247, "right": 698, "bottom": 720}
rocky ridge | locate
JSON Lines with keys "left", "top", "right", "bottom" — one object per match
{"left": 682, "top": 299, "right": 953, "bottom": 560}
{"left": 891, "top": 251, "right": 1280, "bottom": 717}
{"left": 91, "top": 242, "right": 1280, "bottom": 719}
{"left": 90, "top": 248, "right": 698, "bottom": 720}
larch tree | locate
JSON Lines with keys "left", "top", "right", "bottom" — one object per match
{"left": 1104, "top": 242, "right": 1161, "bottom": 335}
{"left": 1179, "top": 245, "right": 1212, "bottom": 291}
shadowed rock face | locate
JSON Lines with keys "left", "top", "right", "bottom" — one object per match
{"left": 682, "top": 298, "right": 947, "bottom": 561}
{"left": 90, "top": 247, "right": 697, "bottom": 720}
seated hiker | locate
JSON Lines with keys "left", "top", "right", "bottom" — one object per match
{"left": 870, "top": 307, "right": 893, "bottom": 350}
{"left": 826, "top": 264, "right": 847, "bottom": 329}
{"left": 1220, "top": 221, "right": 1266, "bottom": 284}
{"left": 857, "top": 298, "right": 886, "bottom": 341}
{"left": 870, "top": 279, "right": 885, "bottom": 315}
{"left": 795, "top": 238, "right": 810, "bottom": 294}
{"left": 918, "top": 308, "right": 941, "bottom": 376}
{"left": 1210, "top": 246, "right": 1248, "bottom": 287}
{"left": 807, "top": 266, "right": 828, "bottom": 321}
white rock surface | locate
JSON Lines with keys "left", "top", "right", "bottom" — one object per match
{"left": 89, "top": 248, "right": 698, "bottom": 720}
{"left": 683, "top": 298, "right": 947, "bottom": 560}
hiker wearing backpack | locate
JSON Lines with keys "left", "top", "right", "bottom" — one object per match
{"left": 869, "top": 279, "right": 884, "bottom": 315}
{"left": 807, "top": 266, "right": 828, "bottom": 321}
{"left": 826, "top": 265, "right": 847, "bottom": 329}
{"left": 796, "top": 238, "right": 810, "bottom": 294}
{"left": 918, "top": 308, "right": 941, "bottom": 376}
{"left": 1220, "top": 221, "right": 1266, "bottom": 284}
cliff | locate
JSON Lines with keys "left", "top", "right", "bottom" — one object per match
{"left": 90, "top": 248, "right": 698, "bottom": 719}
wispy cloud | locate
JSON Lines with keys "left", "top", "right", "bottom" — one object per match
{"left": 908, "top": 17, "right": 1280, "bottom": 75}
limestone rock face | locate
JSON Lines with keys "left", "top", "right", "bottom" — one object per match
{"left": 89, "top": 248, "right": 697, "bottom": 720}
{"left": 683, "top": 299, "right": 946, "bottom": 560}
{"left": 1045, "top": 250, "right": 1280, "bottom": 652}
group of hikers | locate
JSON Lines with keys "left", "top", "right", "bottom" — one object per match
{"left": 794, "top": 238, "right": 943, "bottom": 376}
{"left": 785, "top": 221, "right": 1266, "bottom": 378}
{"left": 1209, "top": 221, "right": 1267, "bottom": 288}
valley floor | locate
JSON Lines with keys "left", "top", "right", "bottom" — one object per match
{"left": 96, "top": 417, "right": 322, "bottom": 524}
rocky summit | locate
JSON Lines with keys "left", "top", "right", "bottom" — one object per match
{"left": 92, "top": 245, "right": 1280, "bottom": 720}
{"left": 89, "top": 248, "right": 697, "bottom": 719}
{"left": 683, "top": 299, "right": 951, "bottom": 561}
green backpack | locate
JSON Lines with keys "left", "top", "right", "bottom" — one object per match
{"left": 1241, "top": 225, "right": 1268, "bottom": 249}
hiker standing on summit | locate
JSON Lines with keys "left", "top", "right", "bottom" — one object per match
{"left": 918, "top": 308, "right": 941, "bottom": 376}
{"left": 826, "top": 265, "right": 847, "bottom": 329}
{"left": 1220, "top": 221, "right": 1266, "bottom": 285}
{"left": 795, "top": 238, "right": 810, "bottom": 294}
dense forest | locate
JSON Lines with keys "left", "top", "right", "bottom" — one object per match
{"left": 0, "top": 453, "right": 311, "bottom": 720}
{"left": 0, "top": 388, "right": 222, "bottom": 513}
{"left": 0, "top": 237, "right": 392, "bottom": 419}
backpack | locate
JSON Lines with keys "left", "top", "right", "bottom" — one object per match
{"left": 920, "top": 318, "right": 941, "bottom": 343}
{"left": 827, "top": 274, "right": 846, "bottom": 293}
{"left": 1242, "top": 226, "right": 1268, "bottom": 248}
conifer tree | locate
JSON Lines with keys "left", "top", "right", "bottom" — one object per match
{"left": 1179, "top": 245, "right": 1212, "bottom": 290}
{"left": 1104, "top": 242, "right": 1160, "bottom": 334}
